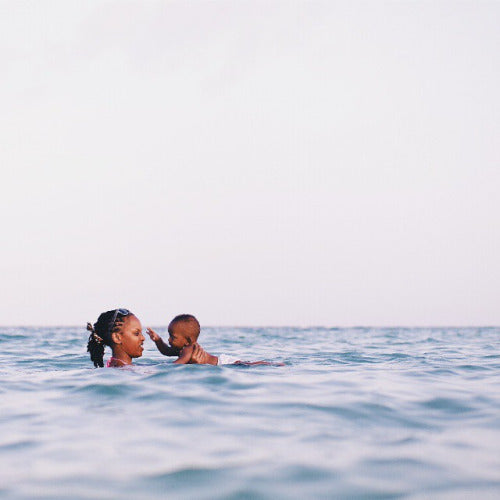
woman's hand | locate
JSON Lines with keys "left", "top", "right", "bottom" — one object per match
{"left": 190, "top": 343, "right": 219, "bottom": 365}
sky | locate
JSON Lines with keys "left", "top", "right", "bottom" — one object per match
{"left": 1, "top": 1, "right": 499, "bottom": 326}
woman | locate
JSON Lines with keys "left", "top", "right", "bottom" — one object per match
{"left": 86, "top": 308, "right": 212, "bottom": 367}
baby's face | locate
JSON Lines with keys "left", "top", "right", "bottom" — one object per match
{"left": 168, "top": 325, "right": 190, "bottom": 349}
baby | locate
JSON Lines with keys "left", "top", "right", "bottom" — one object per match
{"left": 148, "top": 314, "right": 280, "bottom": 365}
{"left": 147, "top": 314, "right": 219, "bottom": 364}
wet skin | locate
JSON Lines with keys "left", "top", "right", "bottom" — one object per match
{"left": 146, "top": 325, "right": 218, "bottom": 364}
{"left": 168, "top": 322, "right": 199, "bottom": 350}
{"left": 110, "top": 315, "right": 145, "bottom": 365}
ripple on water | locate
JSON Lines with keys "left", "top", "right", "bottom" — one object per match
{"left": 419, "top": 397, "right": 475, "bottom": 414}
{"left": 0, "top": 326, "right": 499, "bottom": 499}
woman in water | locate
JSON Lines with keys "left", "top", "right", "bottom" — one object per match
{"left": 86, "top": 308, "right": 211, "bottom": 367}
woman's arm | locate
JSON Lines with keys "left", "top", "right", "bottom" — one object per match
{"left": 189, "top": 343, "right": 218, "bottom": 365}
{"left": 173, "top": 344, "right": 218, "bottom": 365}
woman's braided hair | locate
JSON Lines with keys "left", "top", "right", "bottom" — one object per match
{"left": 86, "top": 309, "right": 132, "bottom": 367}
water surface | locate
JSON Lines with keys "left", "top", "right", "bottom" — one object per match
{"left": 1, "top": 327, "right": 499, "bottom": 499}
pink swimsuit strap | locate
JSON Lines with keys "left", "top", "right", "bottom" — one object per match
{"left": 106, "top": 357, "right": 128, "bottom": 367}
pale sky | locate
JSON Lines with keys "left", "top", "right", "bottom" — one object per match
{"left": 1, "top": 1, "right": 499, "bottom": 326}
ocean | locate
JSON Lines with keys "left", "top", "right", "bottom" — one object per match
{"left": 1, "top": 326, "right": 499, "bottom": 499}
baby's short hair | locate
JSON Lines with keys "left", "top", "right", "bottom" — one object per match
{"left": 168, "top": 314, "right": 200, "bottom": 340}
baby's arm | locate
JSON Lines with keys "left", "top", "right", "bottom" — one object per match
{"left": 146, "top": 327, "right": 179, "bottom": 356}
{"left": 173, "top": 344, "right": 194, "bottom": 364}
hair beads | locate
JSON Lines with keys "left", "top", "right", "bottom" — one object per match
{"left": 86, "top": 310, "right": 130, "bottom": 368}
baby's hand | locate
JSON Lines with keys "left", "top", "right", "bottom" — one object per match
{"left": 146, "top": 327, "right": 161, "bottom": 342}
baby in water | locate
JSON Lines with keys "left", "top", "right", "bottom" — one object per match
{"left": 147, "top": 314, "right": 221, "bottom": 364}
{"left": 147, "top": 314, "right": 275, "bottom": 365}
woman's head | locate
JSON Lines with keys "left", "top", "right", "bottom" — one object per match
{"left": 87, "top": 308, "right": 144, "bottom": 367}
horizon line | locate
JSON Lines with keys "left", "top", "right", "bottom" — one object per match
{"left": 1, "top": 324, "right": 498, "bottom": 329}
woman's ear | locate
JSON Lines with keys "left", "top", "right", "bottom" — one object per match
{"left": 111, "top": 331, "right": 122, "bottom": 345}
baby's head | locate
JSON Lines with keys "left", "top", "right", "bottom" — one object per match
{"left": 168, "top": 314, "right": 200, "bottom": 350}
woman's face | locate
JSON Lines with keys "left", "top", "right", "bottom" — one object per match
{"left": 115, "top": 315, "right": 145, "bottom": 358}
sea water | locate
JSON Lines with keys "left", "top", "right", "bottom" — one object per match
{"left": 0, "top": 327, "right": 499, "bottom": 499}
